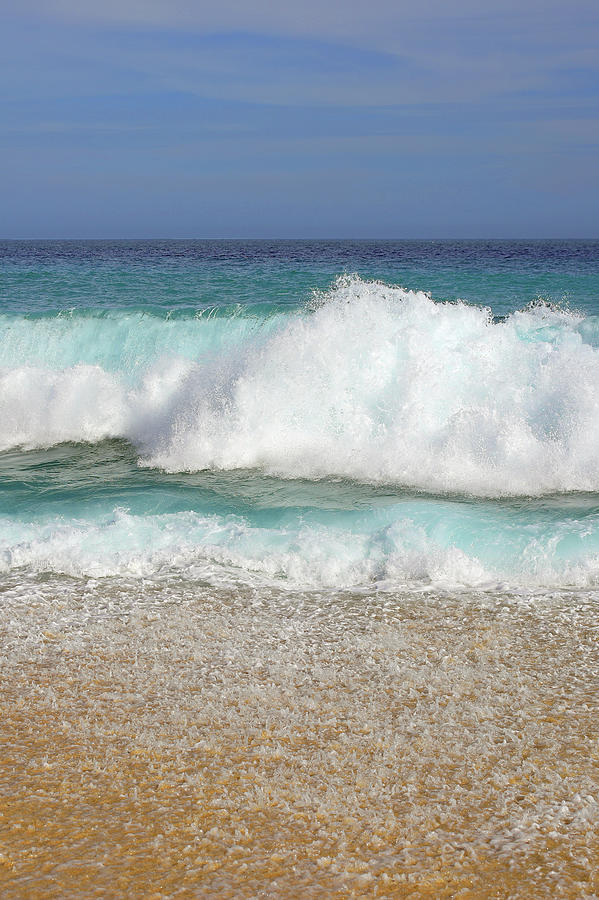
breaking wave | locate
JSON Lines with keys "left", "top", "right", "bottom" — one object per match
{"left": 2, "top": 276, "right": 599, "bottom": 497}
{"left": 3, "top": 500, "right": 599, "bottom": 590}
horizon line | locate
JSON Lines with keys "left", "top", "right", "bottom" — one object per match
{"left": 2, "top": 235, "right": 598, "bottom": 242}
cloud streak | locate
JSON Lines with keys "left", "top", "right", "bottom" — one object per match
{"left": 1, "top": 0, "right": 597, "bottom": 236}
{"left": 17, "top": 0, "right": 599, "bottom": 52}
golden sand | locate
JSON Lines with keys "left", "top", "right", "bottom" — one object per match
{"left": 1, "top": 582, "right": 598, "bottom": 897}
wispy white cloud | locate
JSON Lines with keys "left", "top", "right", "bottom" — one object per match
{"left": 8, "top": 0, "right": 598, "bottom": 111}
{"left": 2, "top": 0, "right": 597, "bottom": 236}
{"left": 16, "top": 0, "right": 599, "bottom": 50}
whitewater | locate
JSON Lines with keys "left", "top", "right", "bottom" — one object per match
{"left": 3, "top": 241, "right": 599, "bottom": 899}
{"left": 2, "top": 268, "right": 599, "bottom": 589}
{"left": 3, "top": 274, "right": 599, "bottom": 495}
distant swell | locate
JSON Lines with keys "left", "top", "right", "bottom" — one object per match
{"left": 2, "top": 275, "right": 599, "bottom": 497}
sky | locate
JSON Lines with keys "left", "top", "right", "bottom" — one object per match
{"left": 1, "top": 0, "right": 598, "bottom": 238}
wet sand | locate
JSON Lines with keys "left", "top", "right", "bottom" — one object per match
{"left": 1, "top": 579, "right": 598, "bottom": 898}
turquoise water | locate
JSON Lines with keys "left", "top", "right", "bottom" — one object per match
{"left": 2, "top": 240, "right": 599, "bottom": 591}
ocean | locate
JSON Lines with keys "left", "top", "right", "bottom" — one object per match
{"left": 2, "top": 240, "right": 599, "bottom": 897}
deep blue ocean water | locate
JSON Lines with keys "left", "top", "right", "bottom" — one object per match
{"left": 1, "top": 239, "right": 599, "bottom": 593}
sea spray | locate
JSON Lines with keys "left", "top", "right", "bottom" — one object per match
{"left": 2, "top": 276, "right": 599, "bottom": 497}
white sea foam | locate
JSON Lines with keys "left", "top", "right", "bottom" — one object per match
{"left": 2, "top": 276, "right": 599, "bottom": 496}
{"left": 2, "top": 505, "right": 599, "bottom": 589}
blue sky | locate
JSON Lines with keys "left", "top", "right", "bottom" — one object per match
{"left": 1, "top": 0, "right": 598, "bottom": 237}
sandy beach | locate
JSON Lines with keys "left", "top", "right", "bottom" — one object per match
{"left": 1, "top": 578, "right": 598, "bottom": 898}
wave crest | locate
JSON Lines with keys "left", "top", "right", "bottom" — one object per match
{"left": 2, "top": 276, "right": 599, "bottom": 497}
